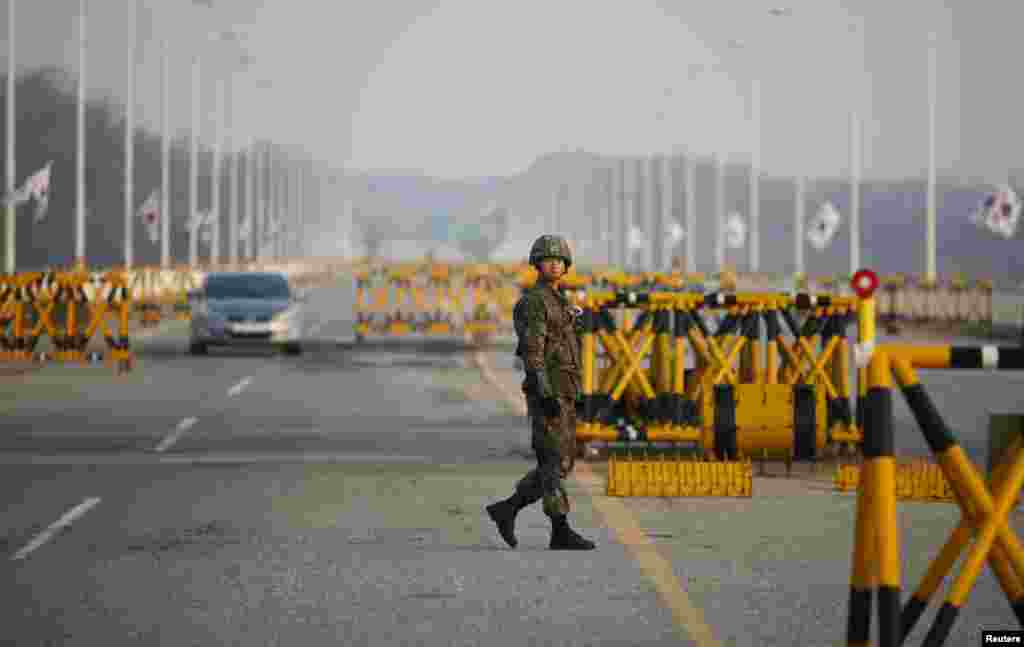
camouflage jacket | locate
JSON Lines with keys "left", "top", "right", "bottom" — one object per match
{"left": 513, "top": 281, "right": 582, "bottom": 399}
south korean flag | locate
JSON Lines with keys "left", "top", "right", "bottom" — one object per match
{"left": 199, "top": 210, "right": 215, "bottom": 246}
{"left": 665, "top": 220, "right": 686, "bottom": 244}
{"left": 137, "top": 190, "right": 160, "bottom": 243}
{"left": 724, "top": 212, "right": 746, "bottom": 249}
{"left": 807, "top": 201, "right": 841, "bottom": 250}
{"left": 5, "top": 161, "right": 52, "bottom": 222}
{"left": 971, "top": 184, "right": 1021, "bottom": 239}
{"left": 238, "top": 216, "right": 252, "bottom": 241}
{"left": 627, "top": 225, "right": 647, "bottom": 250}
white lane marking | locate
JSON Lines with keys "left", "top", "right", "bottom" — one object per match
{"left": 11, "top": 497, "right": 102, "bottom": 561}
{"left": 227, "top": 376, "right": 253, "bottom": 397}
{"left": 154, "top": 417, "right": 199, "bottom": 453}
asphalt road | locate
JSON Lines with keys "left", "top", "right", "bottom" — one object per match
{"left": 2, "top": 274, "right": 1024, "bottom": 646}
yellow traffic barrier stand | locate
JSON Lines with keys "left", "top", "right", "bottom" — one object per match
{"left": 172, "top": 266, "right": 197, "bottom": 320}
{"left": 842, "top": 267, "right": 1024, "bottom": 646}
{"left": 0, "top": 270, "right": 135, "bottom": 372}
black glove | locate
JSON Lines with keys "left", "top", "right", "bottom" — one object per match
{"left": 541, "top": 396, "right": 561, "bottom": 419}
{"left": 526, "top": 370, "right": 560, "bottom": 418}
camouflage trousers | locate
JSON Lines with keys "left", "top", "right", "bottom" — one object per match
{"left": 515, "top": 395, "right": 578, "bottom": 517}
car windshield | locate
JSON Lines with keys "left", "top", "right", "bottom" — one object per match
{"left": 205, "top": 274, "right": 291, "bottom": 300}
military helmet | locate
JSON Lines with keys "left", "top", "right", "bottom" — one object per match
{"left": 528, "top": 235, "right": 572, "bottom": 269}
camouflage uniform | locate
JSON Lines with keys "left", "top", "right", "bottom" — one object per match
{"left": 486, "top": 234, "right": 595, "bottom": 550}
{"left": 513, "top": 272, "right": 582, "bottom": 517}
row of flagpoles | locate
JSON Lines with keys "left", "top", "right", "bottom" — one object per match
{"left": 1, "top": 149, "right": 298, "bottom": 273}
{"left": 617, "top": 186, "right": 1016, "bottom": 272}
{"left": 557, "top": 154, "right": 1020, "bottom": 276}
{"left": 2, "top": 0, "right": 322, "bottom": 273}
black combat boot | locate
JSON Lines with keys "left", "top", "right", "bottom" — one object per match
{"left": 548, "top": 514, "right": 596, "bottom": 550}
{"left": 486, "top": 494, "right": 527, "bottom": 548}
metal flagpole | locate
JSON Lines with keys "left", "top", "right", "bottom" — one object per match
{"left": 795, "top": 174, "right": 805, "bottom": 277}
{"left": 5, "top": 0, "right": 16, "bottom": 274}
{"left": 293, "top": 158, "right": 301, "bottom": 258}
{"left": 266, "top": 146, "right": 274, "bottom": 262}
{"left": 211, "top": 77, "right": 223, "bottom": 267}
{"left": 75, "top": 0, "right": 88, "bottom": 268}
{"left": 925, "top": 31, "right": 937, "bottom": 284}
{"left": 296, "top": 157, "right": 302, "bottom": 258}
{"left": 124, "top": 0, "right": 138, "bottom": 269}
{"left": 160, "top": 36, "right": 171, "bottom": 269}
{"left": 849, "top": 19, "right": 864, "bottom": 277}
{"left": 617, "top": 158, "right": 627, "bottom": 269}
{"left": 661, "top": 154, "right": 673, "bottom": 271}
{"left": 850, "top": 111, "right": 861, "bottom": 275}
{"left": 715, "top": 151, "right": 725, "bottom": 273}
{"left": 684, "top": 153, "right": 696, "bottom": 273}
{"left": 227, "top": 77, "right": 239, "bottom": 268}
{"left": 749, "top": 78, "right": 761, "bottom": 274}
{"left": 254, "top": 142, "right": 261, "bottom": 263}
{"left": 645, "top": 155, "right": 656, "bottom": 270}
{"left": 272, "top": 149, "right": 280, "bottom": 261}
{"left": 246, "top": 134, "right": 255, "bottom": 262}
{"left": 605, "top": 166, "right": 613, "bottom": 266}
{"left": 189, "top": 53, "right": 200, "bottom": 267}
{"left": 274, "top": 151, "right": 282, "bottom": 261}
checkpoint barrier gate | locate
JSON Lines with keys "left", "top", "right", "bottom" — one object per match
{"left": 350, "top": 256, "right": 997, "bottom": 343}
{"left": 574, "top": 288, "right": 865, "bottom": 469}
{"left": 0, "top": 270, "right": 135, "bottom": 372}
{"left": 842, "top": 338, "right": 1024, "bottom": 645}
{"left": 577, "top": 268, "right": 1024, "bottom": 644}
{"left": 353, "top": 262, "right": 537, "bottom": 341}
{"left": 127, "top": 266, "right": 200, "bottom": 325}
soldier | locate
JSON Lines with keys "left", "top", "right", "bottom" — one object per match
{"left": 485, "top": 235, "right": 596, "bottom": 551}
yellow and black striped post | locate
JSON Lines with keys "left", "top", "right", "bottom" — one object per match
{"left": 742, "top": 307, "right": 762, "bottom": 384}
{"left": 654, "top": 305, "right": 673, "bottom": 435}
{"left": 865, "top": 350, "right": 901, "bottom": 647}
{"left": 765, "top": 301, "right": 780, "bottom": 385}
{"left": 848, "top": 270, "right": 902, "bottom": 647}
{"left": 848, "top": 451, "right": 877, "bottom": 647}
{"left": 579, "top": 296, "right": 597, "bottom": 442}
{"left": 831, "top": 308, "right": 855, "bottom": 446}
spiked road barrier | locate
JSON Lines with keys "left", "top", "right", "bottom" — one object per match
{"left": 606, "top": 450, "right": 753, "bottom": 497}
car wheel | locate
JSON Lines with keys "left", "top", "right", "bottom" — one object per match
{"left": 283, "top": 343, "right": 302, "bottom": 356}
{"left": 189, "top": 341, "right": 208, "bottom": 356}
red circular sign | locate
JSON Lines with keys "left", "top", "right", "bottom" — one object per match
{"left": 851, "top": 269, "right": 879, "bottom": 298}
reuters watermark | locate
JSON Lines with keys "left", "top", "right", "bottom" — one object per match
{"left": 985, "top": 630, "right": 1024, "bottom": 644}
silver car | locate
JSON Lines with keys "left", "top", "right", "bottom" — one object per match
{"left": 188, "top": 272, "right": 305, "bottom": 355}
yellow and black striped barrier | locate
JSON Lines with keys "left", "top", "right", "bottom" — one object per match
{"left": 575, "top": 290, "right": 862, "bottom": 464}
{"left": 0, "top": 270, "right": 135, "bottom": 372}
{"left": 844, "top": 276, "right": 1024, "bottom": 647}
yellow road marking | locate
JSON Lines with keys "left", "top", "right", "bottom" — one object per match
{"left": 472, "top": 351, "right": 721, "bottom": 647}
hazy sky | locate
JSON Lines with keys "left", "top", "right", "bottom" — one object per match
{"left": 1, "top": 1, "right": 1016, "bottom": 183}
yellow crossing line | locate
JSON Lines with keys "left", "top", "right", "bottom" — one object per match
{"left": 472, "top": 351, "right": 721, "bottom": 647}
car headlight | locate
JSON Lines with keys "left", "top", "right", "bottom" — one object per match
{"left": 271, "top": 306, "right": 301, "bottom": 332}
